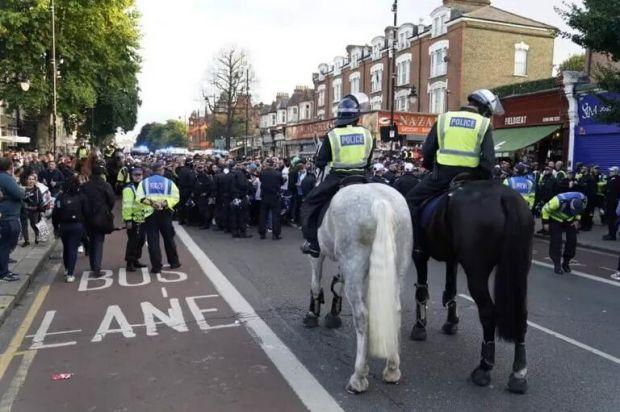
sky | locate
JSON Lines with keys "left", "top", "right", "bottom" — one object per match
{"left": 132, "top": 0, "right": 584, "bottom": 137}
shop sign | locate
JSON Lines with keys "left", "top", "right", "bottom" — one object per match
{"left": 287, "top": 120, "right": 334, "bottom": 140}
{"left": 377, "top": 112, "right": 436, "bottom": 135}
{"left": 577, "top": 93, "right": 620, "bottom": 135}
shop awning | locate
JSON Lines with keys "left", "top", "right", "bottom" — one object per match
{"left": 493, "top": 125, "right": 560, "bottom": 153}
{"left": 0, "top": 135, "right": 31, "bottom": 144}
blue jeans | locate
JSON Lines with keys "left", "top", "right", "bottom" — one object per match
{"left": 60, "top": 222, "right": 85, "bottom": 276}
{"left": 0, "top": 220, "right": 21, "bottom": 277}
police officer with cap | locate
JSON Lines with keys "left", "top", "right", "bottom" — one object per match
{"left": 300, "top": 93, "right": 375, "bottom": 257}
{"left": 135, "top": 161, "right": 181, "bottom": 275}
{"left": 406, "top": 89, "right": 501, "bottom": 256}
{"left": 122, "top": 167, "right": 147, "bottom": 272}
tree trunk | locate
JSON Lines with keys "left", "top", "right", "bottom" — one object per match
{"left": 36, "top": 112, "right": 51, "bottom": 152}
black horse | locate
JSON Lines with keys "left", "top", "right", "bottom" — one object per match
{"left": 409, "top": 180, "right": 533, "bottom": 394}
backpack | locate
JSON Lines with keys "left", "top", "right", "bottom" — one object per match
{"left": 55, "top": 194, "right": 83, "bottom": 223}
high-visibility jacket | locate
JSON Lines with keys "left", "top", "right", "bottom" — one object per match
{"left": 542, "top": 192, "right": 587, "bottom": 223}
{"left": 121, "top": 184, "right": 145, "bottom": 223}
{"left": 504, "top": 176, "right": 535, "bottom": 208}
{"left": 328, "top": 125, "right": 374, "bottom": 172}
{"left": 76, "top": 146, "right": 89, "bottom": 160}
{"left": 135, "top": 174, "right": 180, "bottom": 219}
{"left": 595, "top": 174, "right": 607, "bottom": 195}
{"left": 117, "top": 167, "right": 131, "bottom": 185}
{"left": 436, "top": 111, "right": 490, "bottom": 168}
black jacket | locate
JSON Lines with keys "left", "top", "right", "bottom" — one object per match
{"left": 81, "top": 176, "right": 115, "bottom": 232}
{"left": 193, "top": 172, "right": 212, "bottom": 201}
{"left": 52, "top": 192, "right": 89, "bottom": 230}
{"left": 260, "top": 168, "right": 285, "bottom": 201}
{"left": 176, "top": 165, "right": 197, "bottom": 194}
{"left": 393, "top": 173, "right": 420, "bottom": 197}
{"left": 231, "top": 170, "right": 251, "bottom": 199}
{"left": 422, "top": 106, "right": 495, "bottom": 179}
{"left": 39, "top": 168, "right": 65, "bottom": 195}
{"left": 300, "top": 173, "right": 316, "bottom": 197}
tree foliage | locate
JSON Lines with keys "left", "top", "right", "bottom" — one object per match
{"left": 136, "top": 120, "right": 188, "bottom": 150}
{"left": 559, "top": 0, "right": 620, "bottom": 122}
{"left": 558, "top": 54, "right": 586, "bottom": 73}
{"left": 203, "top": 47, "right": 254, "bottom": 149}
{"left": 0, "top": 0, "right": 141, "bottom": 149}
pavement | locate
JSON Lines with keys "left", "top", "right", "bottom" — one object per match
{"left": 0, "top": 215, "right": 618, "bottom": 411}
{"left": 0, "top": 221, "right": 56, "bottom": 327}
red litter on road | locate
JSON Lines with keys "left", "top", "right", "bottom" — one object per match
{"left": 51, "top": 373, "right": 73, "bottom": 381}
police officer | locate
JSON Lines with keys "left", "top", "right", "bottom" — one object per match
{"left": 406, "top": 89, "right": 501, "bottom": 255}
{"left": 176, "top": 157, "right": 197, "bottom": 225}
{"left": 213, "top": 162, "right": 234, "bottom": 232}
{"left": 300, "top": 93, "right": 375, "bottom": 257}
{"left": 393, "top": 163, "right": 419, "bottom": 197}
{"left": 193, "top": 162, "right": 213, "bottom": 229}
{"left": 122, "top": 167, "right": 147, "bottom": 272}
{"left": 504, "top": 163, "right": 535, "bottom": 210}
{"left": 76, "top": 139, "right": 89, "bottom": 160}
{"left": 229, "top": 162, "right": 253, "bottom": 238}
{"left": 135, "top": 162, "right": 181, "bottom": 275}
{"left": 258, "top": 158, "right": 285, "bottom": 240}
{"left": 542, "top": 191, "right": 586, "bottom": 274}
{"left": 103, "top": 142, "right": 116, "bottom": 160}
{"left": 603, "top": 166, "right": 620, "bottom": 240}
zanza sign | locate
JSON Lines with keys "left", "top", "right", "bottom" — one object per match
{"left": 377, "top": 112, "right": 436, "bottom": 135}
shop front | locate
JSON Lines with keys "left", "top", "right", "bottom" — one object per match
{"left": 574, "top": 92, "right": 620, "bottom": 171}
{"left": 493, "top": 89, "right": 568, "bottom": 163}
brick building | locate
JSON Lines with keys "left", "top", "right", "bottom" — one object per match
{"left": 187, "top": 111, "right": 209, "bottom": 151}
{"left": 312, "top": 0, "right": 556, "bottom": 119}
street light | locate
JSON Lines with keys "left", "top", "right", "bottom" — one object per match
{"left": 19, "top": 79, "right": 30, "bottom": 92}
{"left": 51, "top": 0, "right": 58, "bottom": 155}
{"left": 388, "top": 0, "right": 398, "bottom": 158}
{"left": 408, "top": 86, "right": 418, "bottom": 110}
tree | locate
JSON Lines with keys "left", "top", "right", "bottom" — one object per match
{"left": 559, "top": 0, "right": 620, "bottom": 122}
{"left": 202, "top": 47, "right": 254, "bottom": 150}
{"left": 0, "top": 0, "right": 141, "bottom": 150}
{"left": 558, "top": 54, "right": 586, "bottom": 73}
{"left": 135, "top": 120, "right": 188, "bottom": 151}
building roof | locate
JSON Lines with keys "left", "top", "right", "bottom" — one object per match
{"left": 462, "top": 6, "right": 557, "bottom": 30}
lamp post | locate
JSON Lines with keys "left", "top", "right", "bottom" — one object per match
{"left": 388, "top": 0, "right": 398, "bottom": 158}
{"left": 245, "top": 67, "right": 249, "bottom": 158}
{"left": 51, "top": 0, "right": 58, "bottom": 155}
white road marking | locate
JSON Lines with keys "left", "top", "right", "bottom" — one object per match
{"left": 458, "top": 294, "right": 620, "bottom": 366}
{"left": 161, "top": 287, "right": 168, "bottom": 298}
{"left": 532, "top": 259, "right": 620, "bottom": 288}
{"left": 25, "top": 329, "right": 82, "bottom": 338}
{"left": 176, "top": 225, "right": 344, "bottom": 412}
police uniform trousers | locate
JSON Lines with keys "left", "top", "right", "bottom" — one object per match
{"left": 549, "top": 220, "right": 577, "bottom": 265}
{"left": 605, "top": 199, "right": 619, "bottom": 238}
{"left": 125, "top": 222, "right": 146, "bottom": 264}
{"left": 301, "top": 173, "right": 344, "bottom": 244}
{"left": 215, "top": 196, "right": 231, "bottom": 230}
{"left": 259, "top": 195, "right": 281, "bottom": 237}
{"left": 197, "top": 197, "right": 213, "bottom": 228}
{"left": 144, "top": 210, "right": 180, "bottom": 271}
{"left": 178, "top": 189, "right": 192, "bottom": 224}
{"left": 229, "top": 199, "right": 250, "bottom": 236}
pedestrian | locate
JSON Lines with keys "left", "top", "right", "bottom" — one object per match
{"left": 193, "top": 162, "right": 213, "bottom": 230}
{"left": 176, "top": 157, "right": 197, "bottom": 225}
{"left": 213, "top": 164, "right": 233, "bottom": 232}
{"left": 21, "top": 174, "right": 44, "bottom": 246}
{"left": 603, "top": 166, "right": 620, "bottom": 241}
{"left": 258, "top": 159, "right": 284, "bottom": 240}
{"left": 135, "top": 161, "right": 181, "bottom": 275}
{"left": 612, "top": 200, "right": 620, "bottom": 281}
{"left": 229, "top": 162, "right": 253, "bottom": 238}
{"left": 542, "top": 191, "right": 587, "bottom": 275}
{"left": 0, "top": 157, "right": 25, "bottom": 282}
{"left": 122, "top": 167, "right": 147, "bottom": 272}
{"left": 82, "top": 164, "right": 115, "bottom": 277}
{"left": 370, "top": 163, "right": 390, "bottom": 184}
{"left": 38, "top": 159, "right": 64, "bottom": 197}
{"left": 52, "top": 175, "right": 89, "bottom": 283}
{"left": 392, "top": 163, "right": 419, "bottom": 197}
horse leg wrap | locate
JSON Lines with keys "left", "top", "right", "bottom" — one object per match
{"left": 414, "top": 283, "right": 428, "bottom": 327}
{"left": 329, "top": 276, "right": 343, "bottom": 316}
{"left": 445, "top": 299, "right": 459, "bottom": 324}
{"left": 512, "top": 343, "right": 527, "bottom": 376}
{"left": 308, "top": 288, "right": 325, "bottom": 317}
{"left": 480, "top": 341, "right": 496, "bottom": 371}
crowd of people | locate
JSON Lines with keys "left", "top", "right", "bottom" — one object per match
{"left": 0, "top": 143, "right": 619, "bottom": 284}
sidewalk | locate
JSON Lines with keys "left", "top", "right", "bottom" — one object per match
{"left": 534, "top": 217, "right": 619, "bottom": 255}
{"left": 0, "top": 223, "right": 56, "bottom": 327}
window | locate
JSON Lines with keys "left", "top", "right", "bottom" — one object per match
{"left": 371, "top": 64, "right": 383, "bottom": 93}
{"left": 432, "top": 10, "right": 449, "bottom": 37}
{"left": 349, "top": 72, "right": 361, "bottom": 94}
{"left": 429, "top": 40, "right": 449, "bottom": 78}
{"left": 395, "top": 89, "right": 410, "bottom": 112}
{"left": 350, "top": 50, "right": 360, "bottom": 68}
{"left": 332, "top": 79, "right": 342, "bottom": 103}
{"left": 278, "top": 110, "right": 286, "bottom": 124}
{"left": 302, "top": 103, "right": 311, "bottom": 120}
{"left": 514, "top": 42, "right": 529, "bottom": 76}
{"left": 428, "top": 81, "right": 447, "bottom": 114}
{"left": 317, "top": 85, "right": 326, "bottom": 107}
{"left": 396, "top": 54, "right": 412, "bottom": 86}
{"left": 270, "top": 114, "right": 276, "bottom": 126}
{"left": 317, "top": 109, "right": 325, "bottom": 120}
{"left": 371, "top": 37, "right": 384, "bottom": 60}
{"left": 370, "top": 96, "right": 383, "bottom": 111}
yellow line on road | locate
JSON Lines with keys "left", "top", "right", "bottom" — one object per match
{"left": 0, "top": 285, "right": 49, "bottom": 381}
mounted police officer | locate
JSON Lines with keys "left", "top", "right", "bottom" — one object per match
{"left": 135, "top": 161, "right": 181, "bottom": 275}
{"left": 406, "top": 89, "right": 502, "bottom": 257}
{"left": 301, "top": 93, "right": 375, "bottom": 257}
{"left": 122, "top": 167, "right": 147, "bottom": 272}
{"left": 542, "top": 191, "right": 587, "bottom": 274}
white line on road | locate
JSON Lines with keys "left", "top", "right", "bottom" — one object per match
{"left": 161, "top": 287, "right": 168, "bottom": 298}
{"left": 531, "top": 259, "right": 620, "bottom": 288}
{"left": 458, "top": 294, "right": 620, "bottom": 366}
{"left": 176, "top": 225, "right": 344, "bottom": 412}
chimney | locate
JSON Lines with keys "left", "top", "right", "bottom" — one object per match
{"left": 417, "top": 18, "right": 425, "bottom": 35}
{"left": 443, "top": 0, "right": 491, "bottom": 12}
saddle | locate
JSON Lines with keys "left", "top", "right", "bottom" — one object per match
{"left": 419, "top": 173, "right": 478, "bottom": 229}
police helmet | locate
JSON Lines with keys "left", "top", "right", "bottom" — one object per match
{"left": 467, "top": 89, "right": 504, "bottom": 118}
{"left": 335, "top": 93, "right": 370, "bottom": 127}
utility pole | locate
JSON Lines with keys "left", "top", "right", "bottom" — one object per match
{"left": 245, "top": 67, "right": 249, "bottom": 158}
{"left": 51, "top": 0, "right": 58, "bottom": 155}
{"left": 389, "top": 0, "right": 398, "bottom": 158}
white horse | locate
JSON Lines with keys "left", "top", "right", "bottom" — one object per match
{"left": 304, "top": 183, "right": 413, "bottom": 393}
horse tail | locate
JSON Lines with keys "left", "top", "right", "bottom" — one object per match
{"left": 495, "top": 193, "right": 532, "bottom": 342}
{"left": 367, "top": 198, "right": 400, "bottom": 359}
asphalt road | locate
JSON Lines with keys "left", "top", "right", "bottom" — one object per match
{"left": 0, "top": 220, "right": 618, "bottom": 411}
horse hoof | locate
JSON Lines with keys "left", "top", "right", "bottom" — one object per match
{"left": 507, "top": 373, "right": 528, "bottom": 394}
{"left": 324, "top": 313, "right": 342, "bottom": 329}
{"left": 441, "top": 322, "right": 458, "bottom": 335}
{"left": 303, "top": 313, "right": 319, "bottom": 328}
{"left": 382, "top": 368, "right": 401, "bottom": 384}
{"left": 410, "top": 325, "right": 427, "bottom": 341}
{"left": 471, "top": 367, "right": 492, "bottom": 387}
{"left": 346, "top": 377, "right": 369, "bottom": 394}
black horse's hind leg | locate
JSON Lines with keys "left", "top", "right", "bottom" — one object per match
{"left": 325, "top": 274, "right": 344, "bottom": 329}
{"left": 467, "top": 274, "right": 496, "bottom": 387}
{"left": 441, "top": 260, "right": 459, "bottom": 335}
{"left": 507, "top": 342, "right": 528, "bottom": 394}
{"left": 410, "top": 251, "right": 430, "bottom": 341}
